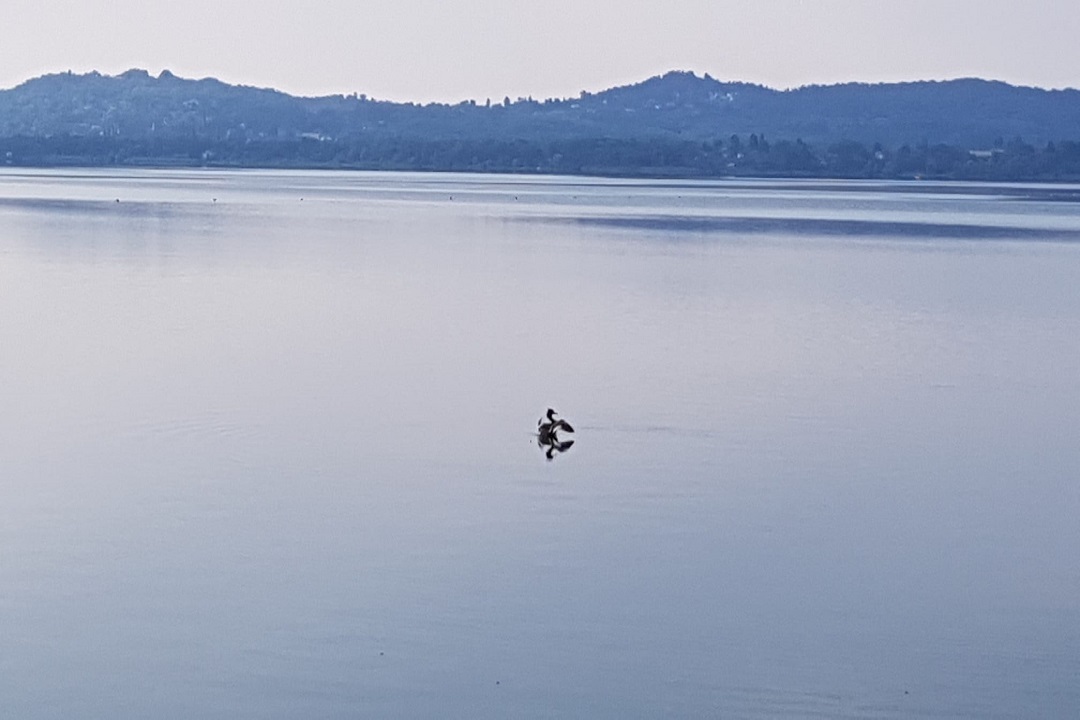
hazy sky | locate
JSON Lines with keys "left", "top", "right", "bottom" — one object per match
{"left": 3, "top": 0, "right": 1078, "bottom": 101}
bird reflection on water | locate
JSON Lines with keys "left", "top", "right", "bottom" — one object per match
{"left": 537, "top": 408, "right": 575, "bottom": 461}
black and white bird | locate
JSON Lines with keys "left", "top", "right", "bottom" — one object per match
{"left": 538, "top": 407, "right": 574, "bottom": 435}
{"left": 536, "top": 408, "right": 575, "bottom": 459}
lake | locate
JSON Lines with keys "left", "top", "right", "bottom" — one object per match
{"left": 1, "top": 169, "right": 1078, "bottom": 719}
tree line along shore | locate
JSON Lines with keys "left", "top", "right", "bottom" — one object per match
{"left": 4, "top": 133, "right": 1080, "bottom": 182}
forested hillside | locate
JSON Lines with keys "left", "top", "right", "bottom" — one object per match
{"left": 3, "top": 69, "right": 1080, "bottom": 179}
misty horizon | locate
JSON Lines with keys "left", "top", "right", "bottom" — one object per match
{"left": 3, "top": 1, "right": 1078, "bottom": 104}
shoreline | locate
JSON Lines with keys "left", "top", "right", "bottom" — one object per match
{"left": 5, "top": 158, "right": 1080, "bottom": 186}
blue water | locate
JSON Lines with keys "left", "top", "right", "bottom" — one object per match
{"left": 1, "top": 169, "right": 1078, "bottom": 718}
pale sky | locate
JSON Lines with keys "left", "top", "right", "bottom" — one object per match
{"left": 3, "top": 0, "right": 1078, "bottom": 102}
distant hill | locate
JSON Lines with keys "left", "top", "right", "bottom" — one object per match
{"left": 3, "top": 69, "right": 1080, "bottom": 179}
{"left": 3, "top": 68, "right": 1079, "bottom": 147}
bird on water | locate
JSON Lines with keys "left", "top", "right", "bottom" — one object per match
{"left": 536, "top": 408, "right": 575, "bottom": 459}
{"left": 538, "top": 407, "right": 574, "bottom": 435}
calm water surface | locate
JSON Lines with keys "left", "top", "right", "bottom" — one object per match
{"left": 1, "top": 169, "right": 1078, "bottom": 718}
